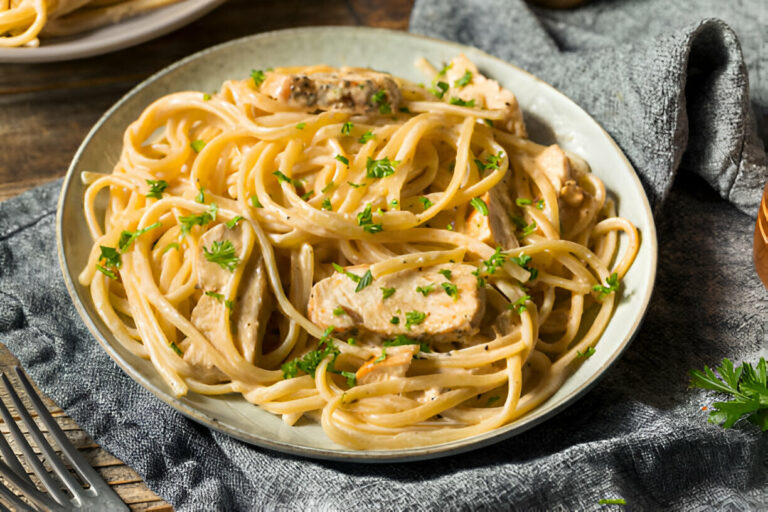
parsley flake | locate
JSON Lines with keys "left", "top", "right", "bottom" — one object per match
{"left": 335, "top": 155, "right": 349, "bottom": 166}
{"left": 454, "top": 70, "right": 472, "bottom": 87}
{"left": 195, "top": 186, "right": 205, "bottom": 203}
{"left": 117, "top": 222, "right": 161, "bottom": 252}
{"left": 415, "top": 284, "right": 434, "bottom": 297}
{"left": 383, "top": 334, "right": 430, "bottom": 353}
{"left": 190, "top": 140, "right": 206, "bottom": 153}
{"left": 356, "top": 204, "right": 383, "bottom": 234}
{"left": 577, "top": 347, "right": 596, "bottom": 358}
{"left": 509, "top": 295, "right": 531, "bottom": 314}
{"left": 405, "top": 311, "right": 427, "bottom": 330}
{"left": 358, "top": 130, "right": 375, "bottom": 143}
{"left": 250, "top": 196, "right": 263, "bottom": 208}
{"left": 146, "top": 179, "right": 168, "bottom": 199}
{"left": 593, "top": 273, "right": 619, "bottom": 300}
{"left": 251, "top": 69, "right": 266, "bottom": 86}
{"left": 295, "top": 122, "right": 306, "bottom": 130}
{"left": 374, "top": 348, "right": 387, "bottom": 364}
{"left": 470, "top": 197, "right": 488, "bottom": 216}
{"left": 366, "top": 156, "right": 399, "bottom": 178}
{"left": 515, "top": 198, "right": 532, "bottom": 207}
{"left": 321, "top": 198, "right": 332, "bottom": 211}
{"left": 203, "top": 240, "right": 239, "bottom": 272}
{"left": 225, "top": 216, "right": 243, "bottom": 229}
{"left": 341, "top": 122, "right": 353, "bottom": 135}
{"left": 438, "top": 269, "right": 452, "bottom": 280}
{"left": 333, "top": 306, "right": 346, "bottom": 317}
{"left": 390, "top": 316, "right": 400, "bottom": 325}
{"left": 441, "top": 282, "right": 459, "bottom": 300}
{"left": 381, "top": 287, "right": 396, "bottom": 299}
{"left": 449, "top": 97, "right": 475, "bottom": 107}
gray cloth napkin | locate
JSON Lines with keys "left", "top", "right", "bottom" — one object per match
{"left": 1, "top": 0, "right": 767, "bottom": 510}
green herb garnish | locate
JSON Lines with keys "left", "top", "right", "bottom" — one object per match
{"left": 146, "top": 179, "right": 168, "bottom": 199}
{"left": 203, "top": 240, "right": 239, "bottom": 272}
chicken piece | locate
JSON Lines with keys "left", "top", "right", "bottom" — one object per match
{"left": 233, "top": 256, "right": 271, "bottom": 364}
{"left": 189, "top": 223, "right": 269, "bottom": 366}
{"left": 534, "top": 145, "right": 595, "bottom": 235}
{"left": 464, "top": 179, "right": 519, "bottom": 250}
{"left": 179, "top": 336, "right": 227, "bottom": 384}
{"left": 356, "top": 345, "right": 419, "bottom": 386}
{"left": 308, "top": 264, "right": 485, "bottom": 342}
{"left": 442, "top": 54, "right": 526, "bottom": 136}
{"left": 260, "top": 67, "right": 401, "bottom": 114}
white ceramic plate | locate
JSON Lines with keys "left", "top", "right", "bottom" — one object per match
{"left": 57, "top": 27, "right": 657, "bottom": 462}
{"left": 0, "top": 0, "right": 224, "bottom": 63}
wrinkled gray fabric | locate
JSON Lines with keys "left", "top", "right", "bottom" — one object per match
{"left": 1, "top": 1, "right": 767, "bottom": 510}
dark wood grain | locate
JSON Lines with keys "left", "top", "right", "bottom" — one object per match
{"left": 0, "top": 1, "right": 414, "bottom": 508}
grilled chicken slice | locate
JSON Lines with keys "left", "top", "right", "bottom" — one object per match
{"left": 442, "top": 54, "right": 526, "bottom": 136}
{"left": 464, "top": 177, "right": 519, "bottom": 250}
{"left": 189, "top": 223, "right": 269, "bottom": 371}
{"left": 356, "top": 345, "right": 419, "bottom": 386}
{"left": 534, "top": 145, "right": 594, "bottom": 236}
{"left": 260, "top": 68, "right": 402, "bottom": 114}
{"left": 308, "top": 264, "right": 485, "bottom": 342}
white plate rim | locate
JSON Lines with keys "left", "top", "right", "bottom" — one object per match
{"left": 56, "top": 26, "right": 658, "bottom": 462}
{"left": 0, "top": 0, "right": 225, "bottom": 63}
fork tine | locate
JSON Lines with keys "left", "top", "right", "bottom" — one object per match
{"left": 1, "top": 371, "right": 87, "bottom": 504}
{"left": 13, "top": 368, "right": 122, "bottom": 501}
{"left": 0, "top": 375, "right": 70, "bottom": 506}
{"left": 0, "top": 419, "right": 28, "bottom": 481}
{"left": 0, "top": 456, "right": 66, "bottom": 512}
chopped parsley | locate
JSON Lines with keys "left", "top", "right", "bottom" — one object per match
{"left": 117, "top": 222, "right": 161, "bottom": 252}
{"left": 295, "top": 122, "right": 306, "bottom": 130}
{"left": 170, "top": 342, "right": 183, "bottom": 356}
{"left": 415, "top": 284, "right": 434, "bottom": 297}
{"left": 321, "top": 182, "right": 335, "bottom": 194}
{"left": 418, "top": 196, "right": 433, "bottom": 210}
{"left": 356, "top": 204, "right": 383, "bottom": 234}
{"left": 430, "top": 81, "right": 449, "bottom": 99}
{"left": 510, "top": 253, "right": 538, "bottom": 281}
{"left": 366, "top": 156, "right": 399, "bottom": 179}
{"left": 598, "top": 499, "right": 627, "bottom": 506}
{"left": 204, "top": 291, "right": 234, "bottom": 311}
{"left": 281, "top": 327, "right": 339, "bottom": 379}
{"left": 471, "top": 246, "right": 506, "bottom": 287}
{"left": 347, "top": 181, "right": 365, "bottom": 188}
{"left": 273, "top": 170, "right": 301, "bottom": 187}
{"left": 515, "top": 198, "right": 532, "bottom": 207}
{"left": 250, "top": 195, "right": 263, "bottom": 208}
{"left": 519, "top": 221, "right": 537, "bottom": 238}
{"left": 203, "top": 240, "right": 240, "bottom": 272}
{"left": 300, "top": 190, "right": 314, "bottom": 201}
{"left": 374, "top": 348, "right": 387, "bottom": 364}
{"left": 225, "top": 216, "right": 243, "bottom": 229}
{"left": 346, "top": 337, "right": 357, "bottom": 346}
{"left": 339, "top": 371, "right": 357, "bottom": 387}
{"left": 441, "top": 282, "right": 459, "bottom": 300}
{"left": 593, "top": 272, "right": 620, "bottom": 300}
{"left": 483, "top": 119, "right": 494, "bottom": 127}
{"left": 162, "top": 242, "right": 179, "bottom": 254}
{"left": 470, "top": 197, "right": 488, "bottom": 216}
{"left": 371, "top": 90, "right": 391, "bottom": 114}
{"left": 358, "top": 130, "right": 375, "bottom": 143}
{"left": 449, "top": 97, "right": 475, "bottom": 107}
{"left": 321, "top": 198, "right": 332, "bottom": 211}
{"left": 383, "top": 334, "right": 430, "bottom": 353}
{"left": 438, "top": 269, "right": 452, "bottom": 280}
{"left": 356, "top": 269, "right": 373, "bottom": 292}
{"left": 251, "top": 69, "right": 266, "bottom": 86}
{"left": 195, "top": 186, "right": 207, "bottom": 204}
{"left": 486, "top": 396, "right": 500, "bottom": 407}
{"left": 509, "top": 295, "right": 531, "bottom": 314}
{"left": 202, "top": 93, "right": 212, "bottom": 101}
{"left": 96, "top": 245, "right": 121, "bottom": 279}
{"left": 190, "top": 140, "right": 206, "bottom": 153}
{"left": 476, "top": 151, "right": 504, "bottom": 172}
{"left": 577, "top": 347, "right": 596, "bottom": 358}
{"left": 399, "top": 106, "right": 411, "bottom": 113}
{"left": 145, "top": 179, "right": 168, "bottom": 199}
{"left": 405, "top": 310, "right": 427, "bottom": 330}
{"left": 341, "top": 122, "right": 353, "bottom": 135}
{"left": 335, "top": 154, "right": 349, "bottom": 166}
{"left": 381, "top": 287, "right": 396, "bottom": 299}
{"left": 390, "top": 316, "right": 400, "bottom": 325}
{"left": 454, "top": 70, "right": 472, "bottom": 87}
{"left": 536, "top": 199, "right": 545, "bottom": 209}
{"left": 180, "top": 203, "right": 218, "bottom": 235}
{"left": 333, "top": 306, "right": 346, "bottom": 317}
{"left": 437, "top": 62, "right": 452, "bottom": 76}
{"left": 689, "top": 357, "right": 768, "bottom": 431}
{"left": 332, "top": 264, "right": 373, "bottom": 292}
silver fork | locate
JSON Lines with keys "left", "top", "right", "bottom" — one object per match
{"left": 0, "top": 367, "right": 128, "bottom": 511}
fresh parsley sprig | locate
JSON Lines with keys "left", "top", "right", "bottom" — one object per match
{"left": 593, "top": 273, "right": 620, "bottom": 300}
{"left": 203, "top": 240, "right": 240, "bottom": 272}
{"left": 689, "top": 357, "right": 768, "bottom": 431}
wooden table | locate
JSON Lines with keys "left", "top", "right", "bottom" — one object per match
{"left": 0, "top": 1, "right": 413, "bottom": 509}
